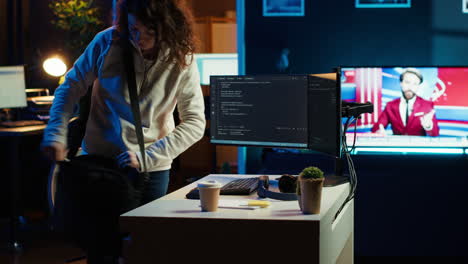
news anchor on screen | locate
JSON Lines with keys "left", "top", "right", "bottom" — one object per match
{"left": 371, "top": 68, "right": 440, "bottom": 136}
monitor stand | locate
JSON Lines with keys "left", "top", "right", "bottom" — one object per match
{"left": 323, "top": 157, "right": 349, "bottom": 187}
{"left": 324, "top": 174, "right": 349, "bottom": 187}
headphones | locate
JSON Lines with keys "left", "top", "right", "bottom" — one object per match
{"left": 257, "top": 175, "right": 298, "bottom": 201}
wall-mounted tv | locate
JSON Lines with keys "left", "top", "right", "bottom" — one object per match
{"left": 340, "top": 66, "right": 468, "bottom": 154}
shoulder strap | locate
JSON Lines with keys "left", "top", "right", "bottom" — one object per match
{"left": 67, "top": 7, "right": 149, "bottom": 182}
{"left": 121, "top": 8, "right": 150, "bottom": 181}
{"left": 123, "top": 46, "right": 149, "bottom": 175}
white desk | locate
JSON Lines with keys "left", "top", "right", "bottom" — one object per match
{"left": 120, "top": 174, "right": 354, "bottom": 264}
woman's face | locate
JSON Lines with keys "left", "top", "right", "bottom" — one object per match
{"left": 128, "top": 14, "right": 156, "bottom": 54}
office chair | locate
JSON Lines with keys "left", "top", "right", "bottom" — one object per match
{"left": 46, "top": 116, "right": 88, "bottom": 264}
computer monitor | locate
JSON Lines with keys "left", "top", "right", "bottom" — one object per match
{"left": 340, "top": 66, "right": 468, "bottom": 153}
{"left": 0, "top": 65, "right": 27, "bottom": 109}
{"left": 194, "top": 53, "right": 238, "bottom": 85}
{"left": 210, "top": 74, "right": 341, "bottom": 157}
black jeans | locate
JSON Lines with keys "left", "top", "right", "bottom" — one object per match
{"left": 86, "top": 170, "right": 170, "bottom": 264}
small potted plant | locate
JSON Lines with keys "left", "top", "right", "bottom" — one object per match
{"left": 296, "top": 166, "right": 324, "bottom": 214}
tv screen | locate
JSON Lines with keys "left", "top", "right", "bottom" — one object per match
{"left": 340, "top": 66, "right": 468, "bottom": 153}
{"left": 210, "top": 74, "right": 341, "bottom": 157}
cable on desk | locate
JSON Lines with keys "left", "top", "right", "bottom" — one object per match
{"left": 333, "top": 116, "right": 358, "bottom": 222}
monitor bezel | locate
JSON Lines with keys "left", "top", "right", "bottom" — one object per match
{"left": 0, "top": 65, "right": 28, "bottom": 109}
{"left": 210, "top": 73, "right": 342, "bottom": 158}
{"left": 194, "top": 53, "right": 238, "bottom": 86}
{"left": 339, "top": 65, "right": 468, "bottom": 153}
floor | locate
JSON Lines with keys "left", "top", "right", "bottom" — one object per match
{"left": 0, "top": 185, "right": 185, "bottom": 264}
{"left": 0, "top": 158, "right": 206, "bottom": 264}
{"left": 0, "top": 216, "right": 86, "bottom": 264}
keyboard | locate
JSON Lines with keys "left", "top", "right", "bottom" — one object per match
{"left": 0, "top": 120, "right": 45, "bottom": 128}
{"left": 186, "top": 177, "right": 259, "bottom": 199}
{"left": 220, "top": 177, "right": 259, "bottom": 195}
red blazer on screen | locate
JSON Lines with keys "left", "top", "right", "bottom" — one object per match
{"left": 371, "top": 96, "right": 440, "bottom": 137}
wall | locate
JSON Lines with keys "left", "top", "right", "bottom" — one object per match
{"left": 243, "top": 0, "right": 468, "bottom": 257}
{"left": 189, "top": 0, "right": 236, "bottom": 18}
{"left": 2, "top": 0, "right": 234, "bottom": 86}
{"left": 245, "top": 0, "right": 468, "bottom": 75}
{"left": 18, "top": 0, "right": 234, "bottom": 88}
{"left": 0, "top": 0, "right": 7, "bottom": 65}
{"left": 431, "top": 0, "right": 468, "bottom": 65}
{"left": 0, "top": 0, "right": 30, "bottom": 66}
{"left": 26, "top": 0, "right": 113, "bottom": 89}
{"left": 260, "top": 151, "right": 468, "bottom": 256}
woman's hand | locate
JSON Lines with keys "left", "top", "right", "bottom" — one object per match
{"left": 42, "top": 142, "right": 68, "bottom": 161}
{"left": 116, "top": 151, "right": 140, "bottom": 169}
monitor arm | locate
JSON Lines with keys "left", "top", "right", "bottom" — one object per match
{"left": 341, "top": 101, "right": 374, "bottom": 118}
{"left": 331, "top": 101, "right": 374, "bottom": 181}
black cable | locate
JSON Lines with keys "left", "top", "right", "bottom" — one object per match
{"left": 341, "top": 117, "right": 353, "bottom": 153}
{"left": 333, "top": 116, "right": 358, "bottom": 222}
{"left": 341, "top": 116, "right": 356, "bottom": 156}
{"left": 347, "top": 118, "right": 358, "bottom": 197}
{"left": 346, "top": 150, "right": 357, "bottom": 199}
{"left": 333, "top": 151, "right": 356, "bottom": 221}
{"left": 351, "top": 119, "right": 358, "bottom": 152}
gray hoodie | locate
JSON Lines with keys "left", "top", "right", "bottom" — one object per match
{"left": 42, "top": 27, "right": 206, "bottom": 172}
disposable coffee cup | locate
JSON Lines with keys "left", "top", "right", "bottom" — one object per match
{"left": 198, "top": 180, "right": 222, "bottom": 212}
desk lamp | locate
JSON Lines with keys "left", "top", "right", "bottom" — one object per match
{"left": 43, "top": 56, "right": 67, "bottom": 85}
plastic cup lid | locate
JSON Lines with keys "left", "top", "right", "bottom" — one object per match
{"left": 197, "top": 180, "right": 222, "bottom": 188}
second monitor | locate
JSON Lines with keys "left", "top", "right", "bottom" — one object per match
{"left": 210, "top": 74, "right": 341, "bottom": 158}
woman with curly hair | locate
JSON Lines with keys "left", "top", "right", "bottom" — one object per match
{"left": 42, "top": 0, "right": 205, "bottom": 263}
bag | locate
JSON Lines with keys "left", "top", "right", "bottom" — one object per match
{"left": 52, "top": 7, "right": 149, "bottom": 251}
{"left": 53, "top": 154, "right": 142, "bottom": 248}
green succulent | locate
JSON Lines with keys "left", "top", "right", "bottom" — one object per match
{"left": 300, "top": 166, "right": 324, "bottom": 179}
{"left": 296, "top": 166, "right": 324, "bottom": 195}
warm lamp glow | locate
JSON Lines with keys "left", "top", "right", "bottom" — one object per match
{"left": 43, "top": 57, "right": 67, "bottom": 77}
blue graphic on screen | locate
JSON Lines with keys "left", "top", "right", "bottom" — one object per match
{"left": 263, "top": 0, "right": 304, "bottom": 17}
{"left": 356, "top": 0, "right": 411, "bottom": 8}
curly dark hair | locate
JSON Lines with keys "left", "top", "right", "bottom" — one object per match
{"left": 115, "top": 0, "right": 197, "bottom": 68}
